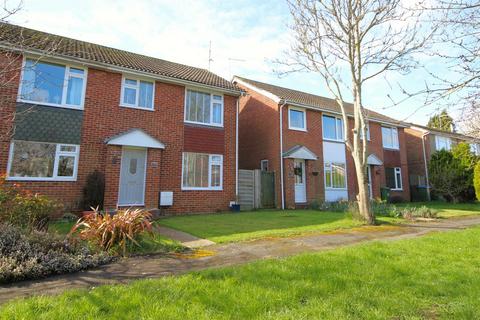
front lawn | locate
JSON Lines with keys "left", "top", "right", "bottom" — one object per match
{"left": 399, "top": 201, "right": 480, "bottom": 218}
{"left": 3, "top": 225, "right": 480, "bottom": 319}
{"left": 158, "top": 210, "right": 362, "bottom": 243}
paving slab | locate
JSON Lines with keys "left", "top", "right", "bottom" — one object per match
{"left": 1, "top": 216, "right": 480, "bottom": 304}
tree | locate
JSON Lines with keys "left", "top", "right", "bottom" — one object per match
{"left": 429, "top": 150, "right": 471, "bottom": 203}
{"left": 474, "top": 162, "right": 480, "bottom": 201}
{"left": 280, "top": 0, "right": 432, "bottom": 224}
{"left": 451, "top": 142, "right": 478, "bottom": 200}
{"left": 427, "top": 109, "right": 454, "bottom": 132}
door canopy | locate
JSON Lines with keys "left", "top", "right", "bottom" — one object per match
{"left": 367, "top": 154, "right": 383, "bottom": 166}
{"left": 283, "top": 145, "right": 318, "bottom": 160}
{"left": 105, "top": 129, "right": 165, "bottom": 149}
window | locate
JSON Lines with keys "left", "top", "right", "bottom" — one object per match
{"left": 120, "top": 77, "right": 154, "bottom": 110}
{"left": 386, "top": 167, "right": 402, "bottom": 190}
{"left": 288, "top": 107, "right": 306, "bottom": 131}
{"left": 185, "top": 89, "right": 223, "bottom": 126}
{"left": 20, "top": 59, "right": 86, "bottom": 109}
{"left": 471, "top": 143, "right": 480, "bottom": 156}
{"left": 382, "top": 127, "right": 399, "bottom": 149}
{"left": 324, "top": 162, "right": 346, "bottom": 189}
{"left": 435, "top": 136, "right": 451, "bottom": 151}
{"left": 260, "top": 159, "right": 269, "bottom": 172}
{"left": 182, "top": 152, "right": 223, "bottom": 190}
{"left": 8, "top": 141, "right": 79, "bottom": 181}
{"left": 360, "top": 123, "right": 370, "bottom": 140}
{"left": 322, "top": 115, "right": 344, "bottom": 141}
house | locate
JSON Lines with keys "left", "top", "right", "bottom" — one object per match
{"left": 0, "top": 23, "right": 241, "bottom": 214}
{"left": 234, "top": 76, "right": 410, "bottom": 209}
{"left": 405, "top": 124, "right": 480, "bottom": 201}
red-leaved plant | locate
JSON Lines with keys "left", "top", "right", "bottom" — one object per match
{"left": 70, "top": 208, "right": 153, "bottom": 256}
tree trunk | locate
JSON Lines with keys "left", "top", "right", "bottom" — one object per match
{"left": 353, "top": 157, "right": 374, "bottom": 224}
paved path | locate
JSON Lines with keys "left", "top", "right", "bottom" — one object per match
{"left": 1, "top": 216, "right": 480, "bottom": 304}
{"left": 155, "top": 225, "right": 215, "bottom": 248}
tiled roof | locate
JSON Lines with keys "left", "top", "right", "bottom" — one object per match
{"left": 0, "top": 22, "right": 239, "bottom": 92}
{"left": 409, "top": 123, "right": 480, "bottom": 142}
{"left": 234, "top": 76, "right": 404, "bottom": 125}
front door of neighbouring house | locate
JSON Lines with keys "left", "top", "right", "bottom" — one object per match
{"left": 294, "top": 159, "right": 306, "bottom": 203}
{"left": 367, "top": 165, "right": 373, "bottom": 199}
{"left": 118, "top": 148, "right": 147, "bottom": 206}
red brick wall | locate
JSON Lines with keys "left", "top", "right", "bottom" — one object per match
{"left": 184, "top": 125, "right": 225, "bottom": 154}
{"left": 0, "top": 55, "right": 237, "bottom": 214}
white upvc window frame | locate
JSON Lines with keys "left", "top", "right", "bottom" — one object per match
{"left": 17, "top": 56, "right": 88, "bottom": 110}
{"left": 360, "top": 123, "right": 371, "bottom": 141}
{"left": 184, "top": 88, "right": 224, "bottom": 127}
{"left": 181, "top": 152, "right": 223, "bottom": 191}
{"left": 322, "top": 114, "right": 344, "bottom": 142}
{"left": 470, "top": 143, "right": 480, "bottom": 156}
{"left": 288, "top": 106, "right": 307, "bottom": 131}
{"left": 387, "top": 167, "right": 403, "bottom": 191}
{"left": 120, "top": 75, "right": 155, "bottom": 110}
{"left": 381, "top": 126, "right": 400, "bottom": 150}
{"left": 435, "top": 135, "right": 452, "bottom": 151}
{"left": 7, "top": 140, "right": 80, "bottom": 181}
{"left": 260, "top": 159, "right": 269, "bottom": 171}
{"left": 324, "top": 162, "right": 347, "bottom": 190}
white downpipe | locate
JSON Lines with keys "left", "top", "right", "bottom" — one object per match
{"left": 422, "top": 131, "right": 431, "bottom": 201}
{"left": 235, "top": 97, "right": 239, "bottom": 199}
{"left": 279, "top": 100, "right": 287, "bottom": 210}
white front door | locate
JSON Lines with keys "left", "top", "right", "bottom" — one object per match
{"left": 294, "top": 159, "right": 306, "bottom": 203}
{"left": 367, "top": 165, "right": 373, "bottom": 199}
{"left": 118, "top": 148, "right": 147, "bottom": 206}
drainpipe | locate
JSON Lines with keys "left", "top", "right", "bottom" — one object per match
{"left": 421, "top": 131, "right": 431, "bottom": 201}
{"left": 279, "top": 100, "right": 288, "bottom": 210}
{"left": 235, "top": 97, "right": 239, "bottom": 201}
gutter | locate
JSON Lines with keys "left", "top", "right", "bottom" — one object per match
{"left": 279, "top": 100, "right": 288, "bottom": 210}
{"left": 2, "top": 44, "right": 242, "bottom": 96}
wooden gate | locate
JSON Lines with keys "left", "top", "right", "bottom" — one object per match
{"left": 260, "top": 171, "right": 275, "bottom": 208}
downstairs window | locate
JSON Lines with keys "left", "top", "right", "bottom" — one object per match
{"left": 182, "top": 152, "right": 223, "bottom": 190}
{"left": 8, "top": 140, "right": 80, "bottom": 181}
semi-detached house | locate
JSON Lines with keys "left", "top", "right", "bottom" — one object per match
{"left": 234, "top": 76, "right": 411, "bottom": 209}
{"left": 0, "top": 23, "right": 241, "bottom": 214}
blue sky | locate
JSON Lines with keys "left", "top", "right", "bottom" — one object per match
{"left": 10, "top": 0, "right": 456, "bottom": 125}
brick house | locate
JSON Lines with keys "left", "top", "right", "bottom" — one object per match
{"left": 405, "top": 124, "right": 480, "bottom": 200}
{"left": 0, "top": 23, "right": 241, "bottom": 214}
{"left": 234, "top": 76, "right": 411, "bottom": 208}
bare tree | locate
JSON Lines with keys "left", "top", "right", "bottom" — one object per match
{"left": 280, "top": 0, "right": 433, "bottom": 223}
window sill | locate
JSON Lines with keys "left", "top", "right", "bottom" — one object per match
{"left": 6, "top": 177, "right": 77, "bottom": 182}
{"left": 17, "top": 99, "right": 84, "bottom": 110}
{"left": 390, "top": 188, "right": 403, "bottom": 192}
{"left": 383, "top": 147, "right": 400, "bottom": 151}
{"left": 288, "top": 127, "right": 307, "bottom": 132}
{"left": 181, "top": 187, "right": 223, "bottom": 191}
{"left": 119, "top": 104, "right": 155, "bottom": 111}
{"left": 325, "top": 188, "right": 348, "bottom": 191}
{"left": 184, "top": 120, "right": 224, "bottom": 128}
{"left": 323, "top": 138, "right": 345, "bottom": 143}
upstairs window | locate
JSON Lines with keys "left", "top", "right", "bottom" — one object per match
{"left": 120, "top": 77, "right": 154, "bottom": 110}
{"left": 185, "top": 89, "right": 223, "bottom": 126}
{"left": 435, "top": 136, "right": 451, "bottom": 151}
{"left": 382, "top": 126, "right": 399, "bottom": 149}
{"left": 323, "top": 115, "right": 344, "bottom": 141}
{"left": 288, "top": 107, "right": 306, "bottom": 131}
{"left": 20, "top": 59, "right": 86, "bottom": 109}
{"left": 360, "top": 123, "right": 370, "bottom": 141}
{"left": 8, "top": 140, "right": 79, "bottom": 181}
{"left": 471, "top": 143, "right": 480, "bottom": 156}
{"left": 386, "top": 167, "right": 402, "bottom": 190}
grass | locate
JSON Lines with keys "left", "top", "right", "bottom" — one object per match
{"left": 158, "top": 210, "right": 363, "bottom": 243}
{"left": 2, "top": 225, "right": 480, "bottom": 319}
{"left": 399, "top": 201, "right": 480, "bottom": 218}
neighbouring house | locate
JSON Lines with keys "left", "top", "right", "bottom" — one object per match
{"left": 405, "top": 124, "right": 480, "bottom": 201}
{"left": 234, "top": 76, "right": 410, "bottom": 209}
{"left": 0, "top": 23, "right": 241, "bottom": 214}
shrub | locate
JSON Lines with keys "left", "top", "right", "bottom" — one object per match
{"left": 316, "top": 201, "right": 351, "bottom": 212}
{"left": 398, "top": 206, "right": 438, "bottom": 220}
{"left": 71, "top": 208, "right": 153, "bottom": 256}
{"left": 0, "top": 223, "right": 112, "bottom": 284}
{"left": 0, "top": 177, "right": 59, "bottom": 231}
{"left": 81, "top": 170, "right": 105, "bottom": 210}
{"left": 475, "top": 162, "right": 480, "bottom": 201}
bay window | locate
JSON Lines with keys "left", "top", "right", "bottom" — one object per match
{"left": 182, "top": 152, "right": 223, "bottom": 190}
{"left": 323, "top": 115, "right": 344, "bottom": 141}
{"left": 8, "top": 141, "right": 79, "bottom": 181}
{"left": 386, "top": 167, "right": 402, "bottom": 190}
{"left": 382, "top": 126, "right": 399, "bottom": 149}
{"left": 20, "top": 59, "right": 86, "bottom": 109}
{"left": 324, "top": 162, "right": 346, "bottom": 189}
{"left": 185, "top": 89, "right": 223, "bottom": 126}
{"left": 120, "top": 77, "right": 154, "bottom": 110}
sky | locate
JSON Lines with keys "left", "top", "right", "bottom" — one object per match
{"left": 8, "top": 0, "right": 459, "bottom": 125}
